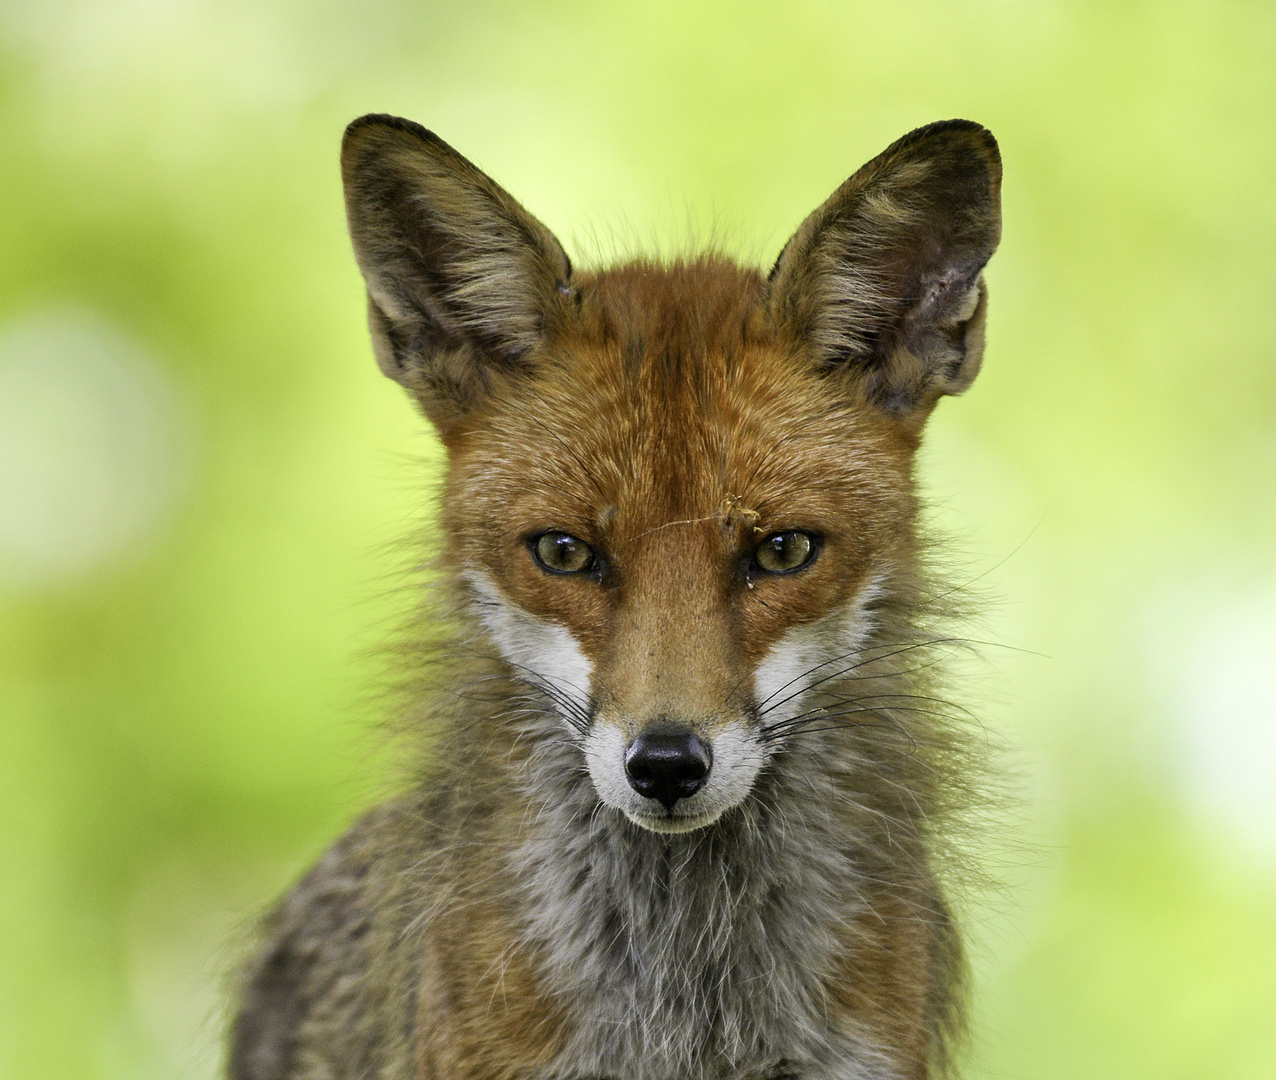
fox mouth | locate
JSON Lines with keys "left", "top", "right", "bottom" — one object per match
{"left": 622, "top": 804, "right": 725, "bottom": 834}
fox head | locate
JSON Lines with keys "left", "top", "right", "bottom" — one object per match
{"left": 342, "top": 115, "right": 1001, "bottom": 834}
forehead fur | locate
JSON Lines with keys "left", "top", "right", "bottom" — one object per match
{"left": 446, "top": 256, "right": 915, "bottom": 544}
{"left": 580, "top": 256, "right": 767, "bottom": 357}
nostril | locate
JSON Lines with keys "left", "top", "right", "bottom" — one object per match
{"left": 624, "top": 728, "right": 712, "bottom": 809}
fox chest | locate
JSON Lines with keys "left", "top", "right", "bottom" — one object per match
{"left": 417, "top": 878, "right": 889, "bottom": 1080}
{"left": 506, "top": 863, "right": 897, "bottom": 1080}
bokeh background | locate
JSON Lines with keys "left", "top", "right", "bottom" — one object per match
{"left": 2, "top": 1, "right": 1274, "bottom": 1076}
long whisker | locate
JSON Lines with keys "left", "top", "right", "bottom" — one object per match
{"left": 756, "top": 638, "right": 965, "bottom": 717}
{"left": 760, "top": 704, "right": 958, "bottom": 747}
{"left": 453, "top": 664, "right": 593, "bottom": 736}
{"left": 764, "top": 688, "right": 972, "bottom": 730}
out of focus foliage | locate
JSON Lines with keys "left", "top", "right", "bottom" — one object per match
{"left": 1, "top": 2, "right": 1273, "bottom": 1076}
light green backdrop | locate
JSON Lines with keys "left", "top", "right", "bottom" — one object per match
{"left": 1, "top": 1, "right": 1273, "bottom": 1076}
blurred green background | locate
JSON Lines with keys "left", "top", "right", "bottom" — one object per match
{"left": 2, "top": 1, "right": 1274, "bottom": 1076}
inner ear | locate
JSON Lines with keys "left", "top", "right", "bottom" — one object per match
{"left": 768, "top": 119, "right": 1002, "bottom": 424}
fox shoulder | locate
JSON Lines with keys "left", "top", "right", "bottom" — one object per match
{"left": 228, "top": 808, "right": 412, "bottom": 1079}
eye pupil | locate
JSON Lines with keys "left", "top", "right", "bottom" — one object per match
{"left": 533, "top": 532, "right": 595, "bottom": 574}
{"left": 754, "top": 531, "right": 815, "bottom": 573}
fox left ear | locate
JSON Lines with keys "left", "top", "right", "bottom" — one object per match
{"left": 341, "top": 114, "right": 573, "bottom": 437}
{"left": 768, "top": 120, "right": 1002, "bottom": 426}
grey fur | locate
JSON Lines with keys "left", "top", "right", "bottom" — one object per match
{"left": 515, "top": 712, "right": 913, "bottom": 1080}
{"left": 230, "top": 610, "right": 976, "bottom": 1080}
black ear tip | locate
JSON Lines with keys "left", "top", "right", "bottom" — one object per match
{"left": 341, "top": 114, "right": 448, "bottom": 163}
{"left": 947, "top": 119, "right": 1000, "bottom": 169}
{"left": 892, "top": 119, "right": 1001, "bottom": 177}
{"left": 344, "top": 112, "right": 426, "bottom": 140}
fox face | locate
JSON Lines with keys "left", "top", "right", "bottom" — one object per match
{"left": 447, "top": 273, "right": 918, "bottom": 834}
{"left": 341, "top": 115, "right": 1001, "bottom": 835}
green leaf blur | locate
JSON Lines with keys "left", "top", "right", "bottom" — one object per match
{"left": 1, "top": 1, "right": 1273, "bottom": 1076}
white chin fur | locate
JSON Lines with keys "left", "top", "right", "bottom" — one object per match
{"left": 622, "top": 807, "right": 723, "bottom": 834}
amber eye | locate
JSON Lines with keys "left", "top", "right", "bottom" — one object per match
{"left": 531, "top": 531, "right": 596, "bottom": 574}
{"left": 753, "top": 531, "right": 818, "bottom": 574}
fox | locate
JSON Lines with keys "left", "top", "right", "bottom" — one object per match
{"left": 228, "top": 114, "right": 1003, "bottom": 1080}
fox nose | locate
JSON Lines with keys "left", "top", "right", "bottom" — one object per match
{"left": 624, "top": 726, "right": 712, "bottom": 809}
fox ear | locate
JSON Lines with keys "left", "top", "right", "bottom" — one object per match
{"left": 768, "top": 120, "right": 1002, "bottom": 425}
{"left": 341, "top": 114, "right": 573, "bottom": 434}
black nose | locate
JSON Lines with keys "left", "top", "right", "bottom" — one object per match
{"left": 624, "top": 727, "right": 712, "bottom": 809}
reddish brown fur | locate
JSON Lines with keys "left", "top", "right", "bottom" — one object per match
{"left": 446, "top": 259, "right": 920, "bottom": 741}
{"left": 417, "top": 898, "right": 568, "bottom": 1080}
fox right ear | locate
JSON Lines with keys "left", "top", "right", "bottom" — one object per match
{"left": 768, "top": 120, "right": 1002, "bottom": 429}
{"left": 341, "top": 115, "right": 573, "bottom": 435}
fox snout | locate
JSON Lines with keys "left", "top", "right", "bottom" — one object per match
{"left": 584, "top": 706, "right": 769, "bottom": 834}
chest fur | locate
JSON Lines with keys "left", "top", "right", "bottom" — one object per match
{"left": 508, "top": 738, "right": 905, "bottom": 1080}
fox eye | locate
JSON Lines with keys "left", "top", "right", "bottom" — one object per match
{"left": 753, "top": 531, "right": 818, "bottom": 574}
{"left": 531, "top": 531, "right": 596, "bottom": 575}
